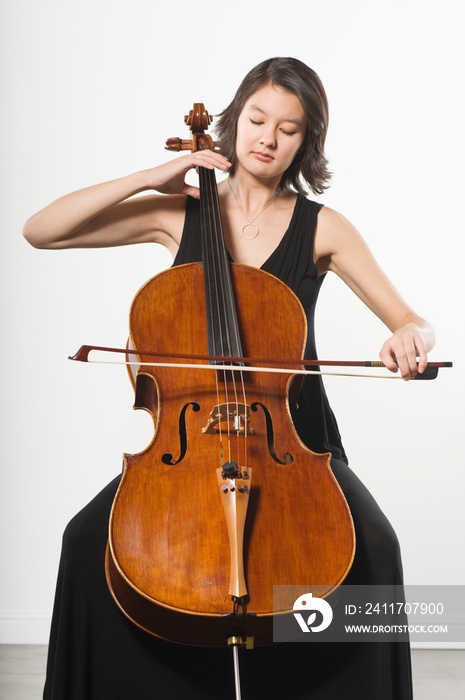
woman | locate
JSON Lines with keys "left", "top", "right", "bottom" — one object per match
{"left": 24, "top": 57, "right": 433, "bottom": 699}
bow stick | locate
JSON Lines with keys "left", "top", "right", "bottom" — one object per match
{"left": 69, "top": 344, "right": 452, "bottom": 380}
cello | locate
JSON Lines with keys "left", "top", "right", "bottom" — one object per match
{"left": 103, "top": 103, "right": 356, "bottom": 651}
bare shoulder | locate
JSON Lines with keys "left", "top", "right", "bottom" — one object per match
{"left": 314, "top": 205, "right": 367, "bottom": 274}
{"left": 315, "top": 206, "right": 361, "bottom": 251}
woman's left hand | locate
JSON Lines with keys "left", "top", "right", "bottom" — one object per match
{"left": 379, "top": 324, "right": 429, "bottom": 380}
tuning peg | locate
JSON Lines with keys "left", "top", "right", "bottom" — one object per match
{"left": 165, "top": 137, "right": 194, "bottom": 152}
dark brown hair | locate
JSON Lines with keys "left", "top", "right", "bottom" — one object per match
{"left": 215, "top": 57, "right": 331, "bottom": 196}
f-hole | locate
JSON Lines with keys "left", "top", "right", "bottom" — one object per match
{"left": 161, "top": 402, "right": 201, "bottom": 465}
{"left": 251, "top": 402, "right": 294, "bottom": 465}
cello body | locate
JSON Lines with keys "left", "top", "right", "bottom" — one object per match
{"left": 106, "top": 260, "right": 355, "bottom": 647}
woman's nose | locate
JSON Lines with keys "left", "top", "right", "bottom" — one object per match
{"left": 259, "top": 130, "right": 276, "bottom": 148}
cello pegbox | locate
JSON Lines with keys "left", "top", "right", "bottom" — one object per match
{"left": 166, "top": 103, "right": 219, "bottom": 153}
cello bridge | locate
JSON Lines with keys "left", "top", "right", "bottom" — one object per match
{"left": 202, "top": 403, "right": 254, "bottom": 435}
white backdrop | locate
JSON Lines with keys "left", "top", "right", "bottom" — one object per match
{"left": 1, "top": 0, "right": 464, "bottom": 644}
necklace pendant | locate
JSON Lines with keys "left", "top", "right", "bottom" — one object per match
{"left": 241, "top": 223, "right": 260, "bottom": 240}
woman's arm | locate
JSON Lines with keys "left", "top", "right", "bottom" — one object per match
{"left": 314, "top": 207, "right": 436, "bottom": 380}
{"left": 22, "top": 150, "right": 230, "bottom": 250}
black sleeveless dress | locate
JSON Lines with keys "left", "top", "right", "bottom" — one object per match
{"left": 43, "top": 196, "right": 413, "bottom": 699}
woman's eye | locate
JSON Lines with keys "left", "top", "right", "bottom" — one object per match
{"left": 248, "top": 118, "right": 296, "bottom": 136}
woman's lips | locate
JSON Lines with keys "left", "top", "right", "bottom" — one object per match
{"left": 252, "top": 151, "right": 274, "bottom": 162}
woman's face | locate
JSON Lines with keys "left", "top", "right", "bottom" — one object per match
{"left": 235, "top": 83, "right": 307, "bottom": 182}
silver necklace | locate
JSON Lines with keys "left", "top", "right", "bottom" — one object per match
{"left": 228, "top": 179, "right": 278, "bottom": 240}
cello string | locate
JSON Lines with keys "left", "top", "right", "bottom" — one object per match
{"left": 207, "top": 168, "right": 249, "bottom": 472}
{"left": 201, "top": 166, "right": 235, "bottom": 464}
{"left": 200, "top": 167, "right": 225, "bottom": 459}
{"left": 220, "top": 181, "right": 250, "bottom": 474}
{"left": 203, "top": 166, "right": 242, "bottom": 466}
{"left": 211, "top": 172, "right": 247, "bottom": 467}
{"left": 208, "top": 167, "right": 233, "bottom": 463}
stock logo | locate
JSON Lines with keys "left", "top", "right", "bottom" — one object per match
{"left": 293, "top": 593, "right": 333, "bottom": 633}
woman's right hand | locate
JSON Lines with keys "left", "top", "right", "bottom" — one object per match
{"left": 149, "top": 151, "right": 231, "bottom": 199}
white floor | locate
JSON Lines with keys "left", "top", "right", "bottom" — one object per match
{"left": 0, "top": 646, "right": 464, "bottom": 699}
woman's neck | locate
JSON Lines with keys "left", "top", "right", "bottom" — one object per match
{"left": 222, "top": 170, "right": 283, "bottom": 220}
